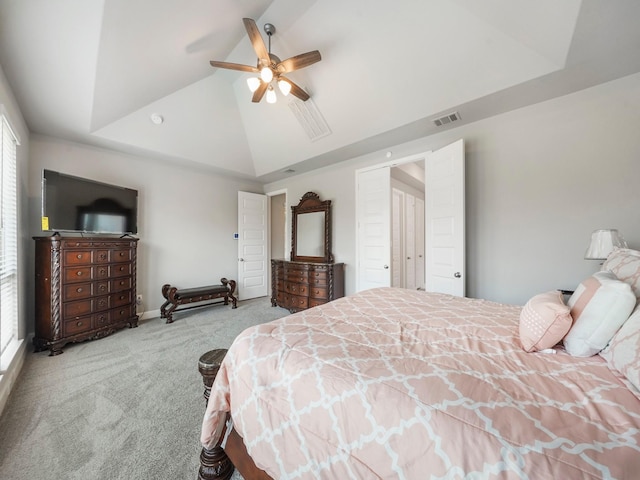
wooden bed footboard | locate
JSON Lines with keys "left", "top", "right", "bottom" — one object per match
{"left": 197, "top": 349, "right": 271, "bottom": 480}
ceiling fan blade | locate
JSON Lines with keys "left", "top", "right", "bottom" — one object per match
{"left": 280, "top": 76, "right": 310, "bottom": 101}
{"left": 276, "top": 51, "right": 321, "bottom": 73}
{"left": 252, "top": 81, "right": 268, "bottom": 103}
{"left": 209, "top": 61, "right": 259, "bottom": 73}
{"left": 243, "top": 18, "right": 270, "bottom": 67}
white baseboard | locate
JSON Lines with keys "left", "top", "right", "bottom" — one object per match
{"left": 0, "top": 336, "right": 29, "bottom": 418}
{"left": 136, "top": 309, "right": 161, "bottom": 322}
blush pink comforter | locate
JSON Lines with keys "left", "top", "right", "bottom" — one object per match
{"left": 201, "top": 287, "right": 640, "bottom": 479}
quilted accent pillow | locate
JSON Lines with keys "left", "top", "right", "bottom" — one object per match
{"left": 601, "top": 248, "right": 640, "bottom": 302}
{"left": 564, "top": 271, "right": 636, "bottom": 357}
{"left": 600, "top": 306, "right": 640, "bottom": 392}
{"left": 519, "top": 291, "right": 572, "bottom": 353}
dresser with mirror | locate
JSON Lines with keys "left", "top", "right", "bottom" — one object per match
{"left": 271, "top": 192, "right": 345, "bottom": 313}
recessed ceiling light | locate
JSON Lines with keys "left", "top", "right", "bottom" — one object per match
{"left": 150, "top": 113, "right": 164, "bottom": 125}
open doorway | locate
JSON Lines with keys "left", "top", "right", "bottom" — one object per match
{"left": 391, "top": 161, "right": 425, "bottom": 290}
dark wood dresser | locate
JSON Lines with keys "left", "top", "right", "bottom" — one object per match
{"left": 271, "top": 259, "right": 345, "bottom": 313}
{"left": 33, "top": 235, "right": 139, "bottom": 355}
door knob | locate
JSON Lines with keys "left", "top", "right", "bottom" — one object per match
{"left": 383, "top": 265, "right": 389, "bottom": 269}
{"left": 454, "top": 272, "right": 461, "bottom": 278}
{"left": 239, "top": 258, "right": 244, "bottom": 262}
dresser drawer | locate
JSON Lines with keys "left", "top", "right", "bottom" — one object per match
{"left": 309, "top": 286, "right": 328, "bottom": 300}
{"left": 64, "top": 250, "right": 92, "bottom": 266}
{"left": 111, "top": 305, "right": 134, "bottom": 323}
{"left": 63, "top": 316, "right": 93, "bottom": 336}
{"left": 309, "top": 298, "right": 328, "bottom": 308}
{"left": 285, "top": 282, "right": 308, "bottom": 296}
{"left": 285, "top": 270, "right": 308, "bottom": 283}
{"left": 110, "top": 263, "right": 132, "bottom": 278}
{"left": 93, "top": 311, "right": 110, "bottom": 329}
{"left": 112, "top": 248, "right": 132, "bottom": 262}
{"left": 64, "top": 266, "right": 93, "bottom": 283}
{"left": 286, "top": 294, "right": 308, "bottom": 310}
{"left": 308, "top": 271, "right": 328, "bottom": 286}
{"left": 94, "top": 250, "right": 110, "bottom": 263}
{"left": 63, "top": 282, "right": 93, "bottom": 301}
{"left": 111, "top": 290, "right": 131, "bottom": 308}
{"left": 111, "top": 277, "right": 132, "bottom": 292}
{"left": 63, "top": 295, "right": 111, "bottom": 318}
{"left": 63, "top": 298, "right": 93, "bottom": 319}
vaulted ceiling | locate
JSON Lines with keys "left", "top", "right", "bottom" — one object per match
{"left": 1, "top": 0, "right": 639, "bottom": 182}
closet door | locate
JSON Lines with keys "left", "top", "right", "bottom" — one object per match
{"left": 415, "top": 197, "right": 425, "bottom": 289}
{"left": 356, "top": 166, "right": 391, "bottom": 291}
{"left": 404, "top": 193, "right": 416, "bottom": 290}
{"left": 391, "top": 188, "right": 404, "bottom": 288}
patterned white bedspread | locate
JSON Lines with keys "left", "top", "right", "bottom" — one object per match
{"left": 201, "top": 287, "right": 640, "bottom": 479}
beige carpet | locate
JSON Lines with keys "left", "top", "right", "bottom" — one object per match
{"left": 0, "top": 297, "right": 289, "bottom": 480}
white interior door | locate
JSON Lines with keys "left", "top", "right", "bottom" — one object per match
{"left": 237, "top": 191, "right": 268, "bottom": 300}
{"left": 425, "top": 139, "right": 465, "bottom": 296}
{"left": 356, "top": 166, "right": 391, "bottom": 291}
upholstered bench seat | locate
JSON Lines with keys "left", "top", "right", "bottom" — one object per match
{"left": 161, "top": 278, "right": 237, "bottom": 323}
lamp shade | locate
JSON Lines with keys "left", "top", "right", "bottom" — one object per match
{"left": 584, "top": 229, "right": 627, "bottom": 260}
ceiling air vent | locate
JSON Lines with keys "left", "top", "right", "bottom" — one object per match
{"left": 288, "top": 97, "right": 331, "bottom": 141}
{"left": 432, "top": 111, "right": 461, "bottom": 127}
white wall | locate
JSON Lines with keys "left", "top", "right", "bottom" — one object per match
{"left": 28, "top": 136, "right": 265, "bottom": 320}
{"left": 0, "top": 64, "right": 30, "bottom": 416}
{"left": 265, "top": 72, "right": 640, "bottom": 305}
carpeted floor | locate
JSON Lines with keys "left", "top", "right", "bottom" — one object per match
{"left": 0, "top": 297, "right": 289, "bottom": 480}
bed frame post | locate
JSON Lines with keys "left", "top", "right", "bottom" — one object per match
{"left": 198, "top": 349, "right": 233, "bottom": 480}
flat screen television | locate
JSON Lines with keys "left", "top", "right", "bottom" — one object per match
{"left": 42, "top": 169, "right": 138, "bottom": 235}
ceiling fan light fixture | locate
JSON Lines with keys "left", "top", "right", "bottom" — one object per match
{"left": 278, "top": 79, "right": 292, "bottom": 96}
{"left": 260, "top": 67, "right": 273, "bottom": 83}
{"left": 266, "top": 85, "right": 277, "bottom": 104}
{"left": 246, "top": 77, "right": 261, "bottom": 92}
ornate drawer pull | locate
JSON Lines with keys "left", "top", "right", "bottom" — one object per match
{"left": 120, "top": 266, "right": 125, "bottom": 271}
{"left": 77, "top": 254, "right": 83, "bottom": 259}
{"left": 120, "top": 295, "right": 125, "bottom": 300}
{"left": 99, "top": 253, "right": 107, "bottom": 260}
{"left": 99, "top": 285, "right": 106, "bottom": 291}
{"left": 99, "top": 269, "right": 107, "bottom": 275}
{"left": 76, "top": 321, "right": 83, "bottom": 327}
{"left": 76, "top": 287, "right": 83, "bottom": 293}
{"left": 76, "top": 271, "right": 83, "bottom": 276}
{"left": 120, "top": 281, "right": 125, "bottom": 285}
{"left": 119, "top": 252, "right": 125, "bottom": 257}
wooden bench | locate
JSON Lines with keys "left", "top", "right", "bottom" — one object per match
{"left": 160, "top": 278, "right": 237, "bottom": 324}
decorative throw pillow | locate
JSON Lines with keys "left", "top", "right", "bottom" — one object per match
{"left": 600, "top": 306, "right": 640, "bottom": 392}
{"left": 519, "top": 291, "right": 572, "bottom": 353}
{"left": 563, "top": 271, "right": 636, "bottom": 357}
{"left": 601, "top": 248, "right": 640, "bottom": 302}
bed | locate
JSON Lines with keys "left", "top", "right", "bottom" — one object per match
{"left": 198, "top": 249, "right": 640, "bottom": 479}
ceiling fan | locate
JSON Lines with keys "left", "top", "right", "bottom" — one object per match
{"left": 209, "top": 18, "right": 321, "bottom": 104}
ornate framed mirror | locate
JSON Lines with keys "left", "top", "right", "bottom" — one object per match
{"left": 291, "top": 192, "right": 333, "bottom": 263}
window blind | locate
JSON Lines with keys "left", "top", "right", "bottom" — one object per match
{"left": 0, "top": 114, "right": 18, "bottom": 357}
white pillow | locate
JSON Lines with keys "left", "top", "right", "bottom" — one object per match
{"left": 563, "top": 271, "right": 636, "bottom": 357}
